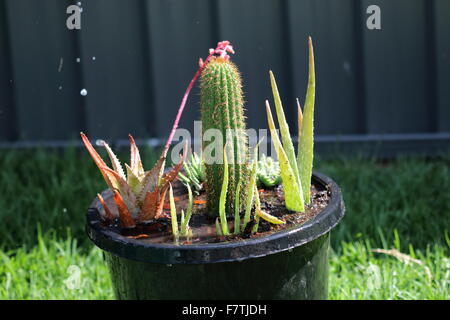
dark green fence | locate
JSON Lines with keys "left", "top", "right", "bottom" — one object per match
{"left": 1, "top": 0, "right": 449, "bottom": 156}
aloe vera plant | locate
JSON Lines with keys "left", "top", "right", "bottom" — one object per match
{"left": 81, "top": 133, "right": 187, "bottom": 228}
{"left": 265, "top": 37, "right": 315, "bottom": 211}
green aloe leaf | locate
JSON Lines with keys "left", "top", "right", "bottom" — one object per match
{"left": 252, "top": 185, "right": 260, "bottom": 234}
{"left": 169, "top": 184, "right": 179, "bottom": 241}
{"left": 234, "top": 179, "right": 242, "bottom": 235}
{"left": 269, "top": 71, "right": 302, "bottom": 190}
{"left": 219, "top": 145, "right": 230, "bottom": 235}
{"left": 181, "top": 184, "right": 193, "bottom": 236}
{"left": 297, "top": 37, "right": 315, "bottom": 204}
{"left": 266, "top": 101, "right": 305, "bottom": 212}
{"left": 256, "top": 207, "right": 285, "bottom": 225}
{"left": 243, "top": 140, "right": 262, "bottom": 231}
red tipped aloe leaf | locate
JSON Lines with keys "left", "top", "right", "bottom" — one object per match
{"left": 138, "top": 188, "right": 159, "bottom": 222}
{"left": 80, "top": 132, "right": 114, "bottom": 189}
{"left": 113, "top": 190, "right": 136, "bottom": 228}
{"left": 97, "top": 193, "right": 115, "bottom": 220}
{"left": 103, "top": 141, "right": 126, "bottom": 180}
{"left": 154, "top": 187, "right": 168, "bottom": 219}
{"left": 101, "top": 166, "right": 138, "bottom": 209}
{"left": 138, "top": 156, "right": 166, "bottom": 203}
{"left": 129, "top": 134, "right": 145, "bottom": 177}
{"left": 159, "top": 142, "right": 188, "bottom": 192}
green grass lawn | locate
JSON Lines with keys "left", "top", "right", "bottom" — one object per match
{"left": 0, "top": 148, "right": 448, "bottom": 299}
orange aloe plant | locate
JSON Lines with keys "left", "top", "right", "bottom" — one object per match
{"left": 81, "top": 133, "right": 187, "bottom": 228}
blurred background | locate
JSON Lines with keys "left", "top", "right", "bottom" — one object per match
{"left": 0, "top": 0, "right": 448, "bottom": 300}
{"left": 0, "top": 0, "right": 449, "bottom": 156}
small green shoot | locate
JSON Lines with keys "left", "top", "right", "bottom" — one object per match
{"left": 180, "top": 184, "right": 193, "bottom": 237}
{"left": 219, "top": 145, "right": 230, "bottom": 235}
{"left": 266, "top": 101, "right": 305, "bottom": 212}
{"left": 297, "top": 37, "right": 315, "bottom": 204}
{"left": 215, "top": 218, "right": 223, "bottom": 236}
{"left": 234, "top": 180, "right": 242, "bottom": 235}
{"left": 169, "top": 183, "right": 179, "bottom": 243}
{"left": 178, "top": 152, "right": 205, "bottom": 194}
{"left": 243, "top": 141, "right": 261, "bottom": 231}
{"left": 251, "top": 185, "right": 261, "bottom": 234}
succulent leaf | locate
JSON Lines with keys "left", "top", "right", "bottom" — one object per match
{"left": 138, "top": 157, "right": 166, "bottom": 203}
{"left": 138, "top": 188, "right": 160, "bottom": 222}
{"left": 80, "top": 132, "right": 115, "bottom": 189}
{"left": 81, "top": 132, "right": 186, "bottom": 227}
{"left": 269, "top": 71, "right": 301, "bottom": 190}
{"left": 169, "top": 184, "right": 179, "bottom": 240}
{"left": 297, "top": 37, "right": 316, "bottom": 204}
{"left": 234, "top": 179, "right": 242, "bottom": 235}
{"left": 297, "top": 98, "right": 303, "bottom": 140}
{"left": 252, "top": 184, "right": 261, "bottom": 234}
{"left": 266, "top": 101, "right": 305, "bottom": 212}
{"left": 257, "top": 154, "right": 282, "bottom": 188}
{"left": 181, "top": 184, "right": 193, "bottom": 237}
{"left": 243, "top": 141, "right": 261, "bottom": 231}
{"left": 113, "top": 190, "right": 136, "bottom": 228}
{"left": 129, "top": 134, "right": 145, "bottom": 178}
{"left": 97, "top": 193, "right": 115, "bottom": 220}
{"left": 219, "top": 145, "right": 230, "bottom": 235}
{"left": 103, "top": 141, "right": 126, "bottom": 180}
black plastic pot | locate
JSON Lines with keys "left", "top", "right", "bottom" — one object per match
{"left": 86, "top": 171, "right": 344, "bottom": 300}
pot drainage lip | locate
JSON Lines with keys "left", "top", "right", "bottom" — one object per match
{"left": 86, "top": 171, "right": 345, "bottom": 264}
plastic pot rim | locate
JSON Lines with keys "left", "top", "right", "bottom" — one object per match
{"left": 86, "top": 170, "right": 345, "bottom": 264}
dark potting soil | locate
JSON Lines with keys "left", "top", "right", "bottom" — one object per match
{"left": 98, "top": 180, "right": 330, "bottom": 245}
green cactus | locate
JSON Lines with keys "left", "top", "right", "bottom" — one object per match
{"left": 200, "top": 57, "right": 249, "bottom": 215}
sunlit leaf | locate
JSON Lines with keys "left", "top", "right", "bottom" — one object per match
{"left": 103, "top": 142, "right": 126, "bottom": 180}
{"left": 97, "top": 193, "right": 115, "bottom": 220}
{"left": 266, "top": 101, "right": 305, "bottom": 212}
{"left": 169, "top": 184, "right": 179, "bottom": 240}
{"left": 181, "top": 184, "right": 193, "bottom": 237}
{"left": 80, "top": 132, "right": 114, "bottom": 189}
{"left": 234, "top": 179, "right": 242, "bottom": 235}
{"left": 219, "top": 145, "right": 230, "bottom": 235}
{"left": 243, "top": 140, "right": 262, "bottom": 231}
{"left": 252, "top": 184, "right": 261, "bottom": 234}
{"left": 129, "top": 134, "right": 145, "bottom": 178}
{"left": 297, "top": 37, "right": 315, "bottom": 204}
{"left": 113, "top": 190, "right": 135, "bottom": 228}
{"left": 270, "top": 71, "right": 301, "bottom": 189}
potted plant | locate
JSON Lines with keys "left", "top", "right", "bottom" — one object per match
{"left": 84, "top": 39, "right": 344, "bottom": 300}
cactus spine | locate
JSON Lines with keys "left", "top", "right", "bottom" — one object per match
{"left": 200, "top": 57, "right": 248, "bottom": 215}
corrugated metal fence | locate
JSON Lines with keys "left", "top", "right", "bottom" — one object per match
{"left": 0, "top": 0, "right": 449, "bottom": 156}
